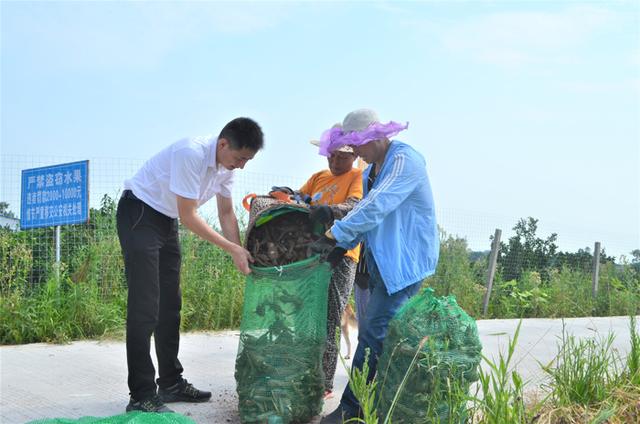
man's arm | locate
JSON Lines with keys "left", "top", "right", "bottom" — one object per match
{"left": 217, "top": 194, "right": 242, "bottom": 245}
{"left": 177, "top": 195, "right": 252, "bottom": 274}
{"left": 331, "top": 153, "right": 420, "bottom": 246}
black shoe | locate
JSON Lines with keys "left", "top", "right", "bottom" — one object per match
{"left": 158, "top": 379, "right": 212, "bottom": 403}
{"left": 126, "top": 395, "right": 173, "bottom": 413}
{"left": 320, "top": 406, "right": 359, "bottom": 424}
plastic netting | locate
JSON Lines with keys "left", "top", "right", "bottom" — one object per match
{"left": 236, "top": 199, "right": 331, "bottom": 423}
{"left": 377, "top": 288, "right": 482, "bottom": 424}
{"left": 235, "top": 256, "right": 331, "bottom": 423}
{"left": 27, "top": 412, "right": 195, "bottom": 424}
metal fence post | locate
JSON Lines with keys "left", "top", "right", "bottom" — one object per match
{"left": 55, "top": 225, "right": 61, "bottom": 280}
{"left": 592, "top": 241, "right": 601, "bottom": 298}
{"left": 482, "top": 228, "right": 502, "bottom": 317}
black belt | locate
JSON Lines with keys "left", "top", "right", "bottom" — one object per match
{"left": 121, "top": 190, "right": 140, "bottom": 201}
{"left": 121, "top": 189, "right": 173, "bottom": 221}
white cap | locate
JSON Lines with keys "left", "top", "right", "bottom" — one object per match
{"left": 342, "top": 109, "right": 379, "bottom": 132}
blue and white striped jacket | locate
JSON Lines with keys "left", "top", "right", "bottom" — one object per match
{"left": 331, "top": 141, "right": 439, "bottom": 294}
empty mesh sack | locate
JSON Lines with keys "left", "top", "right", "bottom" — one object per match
{"left": 27, "top": 412, "right": 195, "bottom": 424}
{"left": 235, "top": 256, "right": 331, "bottom": 423}
{"left": 377, "top": 288, "right": 482, "bottom": 423}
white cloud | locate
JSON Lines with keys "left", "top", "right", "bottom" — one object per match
{"left": 437, "top": 6, "right": 619, "bottom": 67}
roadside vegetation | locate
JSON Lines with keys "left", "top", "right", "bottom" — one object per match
{"left": 346, "top": 317, "right": 640, "bottom": 423}
{"left": 1, "top": 197, "right": 638, "bottom": 344}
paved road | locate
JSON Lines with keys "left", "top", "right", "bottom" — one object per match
{"left": 1, "top": 316, "right": 636, "bottom": 423}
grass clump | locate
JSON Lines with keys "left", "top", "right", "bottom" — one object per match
{"left": 0, "top": 272, "right": 125, "bottom": 344}
{"left": 471, "top": 321, "right": 529, "bottom": 424}
{"left": 338, "top": 316, "right": 640, "bottom": 424}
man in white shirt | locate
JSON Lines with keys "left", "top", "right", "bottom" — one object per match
{"left": 116, "top": 117, "right": 263, "bottom": 413}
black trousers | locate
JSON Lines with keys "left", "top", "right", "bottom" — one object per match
{"left": 116, "top": 191, "right": 183, "bottom": 400}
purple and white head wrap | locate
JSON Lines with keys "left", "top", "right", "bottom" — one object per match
{"left": 317, "top": 121, "right": 409, "bottom": 157}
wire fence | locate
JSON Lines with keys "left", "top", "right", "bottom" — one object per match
{"left": 1, "top": 154, "right": 638, "bottom": 316}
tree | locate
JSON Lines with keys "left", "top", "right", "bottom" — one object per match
{"left": 498, "top": 217, "right": 558, "bottom": 282}
{"left": 556, "top": 247, "right": 615, "bottom": 272}
{"left": 0, "top": 201, "right": 16, "bottom": 218}
{"left": 631, "top": 249, "right": 640, "bottom": 274}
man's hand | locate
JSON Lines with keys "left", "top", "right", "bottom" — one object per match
{"left": 177, "top": 195, "right": 253, "bottom": 275}
{"left": 308, "top": 235, "right": 336, "bottom": 257}
{"left": 327, "top": 247, "right": 347, "bottom": 268}
{"left": 229, "top": 244, "right": 254, "bottom": 275}
{"left": 309, "top": 205, "right": 334, "bottom": 225}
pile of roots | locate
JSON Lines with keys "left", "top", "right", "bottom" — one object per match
{"left": 246, "top": 210, "right": 318, "bottom": 267}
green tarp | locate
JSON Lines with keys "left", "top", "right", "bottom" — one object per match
{"left": 28, "top": 412, "right": 195, "bottom": 424}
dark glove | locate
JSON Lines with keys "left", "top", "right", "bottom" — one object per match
{"left": 309, "top": 205, "right": 333, "bottom": 225}
{"left": 327, "top": 247, "right": 347, "bottom": 268}
{"left": 307, "top": 235, "right": 336, "bottom": 257}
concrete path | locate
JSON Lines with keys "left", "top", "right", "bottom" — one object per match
{"left": 1, "top": 316, "right": 636, "bottom": 423}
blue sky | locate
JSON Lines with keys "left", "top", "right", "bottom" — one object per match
{"left": 1, "top": 1, "right": 638, "bottom": 257}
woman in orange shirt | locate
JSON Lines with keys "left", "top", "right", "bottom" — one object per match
{"left": 299, "top": 142, "right": 363, "bottom": 397}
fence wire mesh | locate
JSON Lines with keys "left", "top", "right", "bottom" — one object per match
{"left": 1, "top": 153, "right": 638, "bottom": 312}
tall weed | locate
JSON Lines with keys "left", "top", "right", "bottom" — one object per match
{"left": 626, "top": 315, "right": 640, "bottom": 386}
{"left": 180, "top": 232, "right": 245, "bottom": 330}
{"left": 0, "top": 272, "right": 125, "bottom": 344}
{"left": 541, "top": 323, "right": 621, "bottom": 407}
{"left": 472, "top": 321, "right": 527, "bottom": 424}
{"left": 339, "top": 347, "right": 378, "bottom": 424}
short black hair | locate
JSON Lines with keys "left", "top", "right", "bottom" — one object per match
{"left": 219, "top": 117, "right": 264, "bottom": 151}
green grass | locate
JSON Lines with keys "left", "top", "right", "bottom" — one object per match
{"left": 340, "top": 347, "right": 379, "bottom": 424}
{"left": 179, "top": 233, "right": 245, "bottom": 331}
{"left": 0, "top": 274, "right": 125, "bottom": 344}
{"left": 535, "top": 316, "right": 640, "bottom": 423}
{"left": 0, "top": 227, "right": 246, "bottom": 344}
{"left": 339, "top": 317, "right": 640, "bottom": 424}
{"left": 473, "top": 321, "right": 528, "bottom": 424}
{"left": 541, "top": 327, "right": 620, "bottom": 407}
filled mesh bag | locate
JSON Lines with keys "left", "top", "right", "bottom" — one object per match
{"left": 236, "top": 198, "right": 330, "bottom": 423}
{"left": 377, "top": 288, "right": 482, "bottom": 423}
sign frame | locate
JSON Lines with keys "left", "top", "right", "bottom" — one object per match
{"left": 20, "top": 160, "right": 90, "bottom": 229}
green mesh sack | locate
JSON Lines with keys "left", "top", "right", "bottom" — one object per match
{"left": 377, "top": 288, "right": 482, "bottom": 424}
{"left": 235, "top": 256, "right": 331, "bottom": 424}
{"left": 27, "top": 412, "right": 195, "bottom": 424}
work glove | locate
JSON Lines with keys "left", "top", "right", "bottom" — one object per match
{"left": 309, "top": 205, "right": 334, "bottom": 225}
{"left": 308, "top": 235, "right": 336, "bottom": 257}
{"left": 327, "top": 247, "right": 347, "bottom": 268}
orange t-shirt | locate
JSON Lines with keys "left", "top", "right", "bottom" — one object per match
{"left": 300, "top": 168, "right": 363, "bottom": 263}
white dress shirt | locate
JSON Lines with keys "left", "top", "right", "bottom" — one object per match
{"left": 124, "top": 136, "right": 234, "bottom": 218}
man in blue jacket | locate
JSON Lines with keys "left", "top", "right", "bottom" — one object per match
{"left": 314, "top": 109, "right": 439, "bottom": 423}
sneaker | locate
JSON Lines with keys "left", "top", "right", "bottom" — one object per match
{"left": 126, "top": 395, "right": 173, "bottom": 413}
{"left": 158, "top": 379, "right": 212, "bottom": 403}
